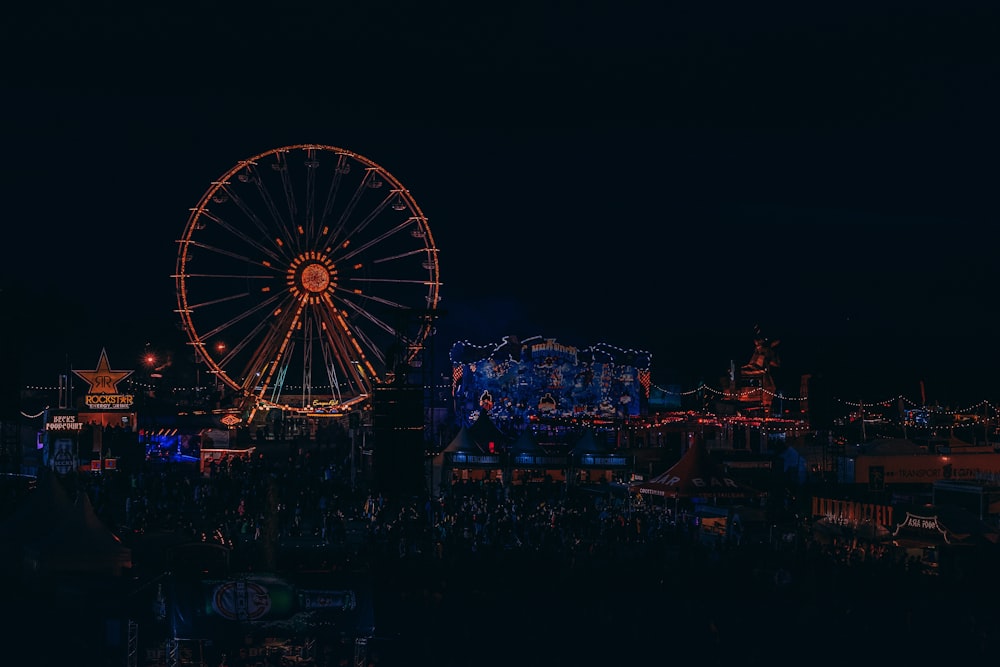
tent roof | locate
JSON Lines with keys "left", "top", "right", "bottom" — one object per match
{"left": 891, "top": 504, "right": 1000, "bottom": 546}
{"left": 569, "top": 428, "right": 611, "bottom": 455}
{"left": 0, "top": 469, "right": 74, "bottom": 546}
{"left": 468, "top": 412, "right": 507, "bottom": 448}
{"left": 509, "top": 429, "right": 546, "bottom": 455}
{"left": 443, "top": 426, "right": 484, "bottom": 454}
{"left": 26, "top": 491, "right": 132, "bottom": 574}
{"left": 630, "top": 443, "right": 757, "bottom": 498}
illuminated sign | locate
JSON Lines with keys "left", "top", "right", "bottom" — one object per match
{"left": 449, "top": 453, "right": 500, "bottom": 465}
{"left": 72, "top": 348, "right": 135, "bottom": 410}
{"left": 212, "top": 580, "right": 272, "bottom": 621}
{"left": 84, "top": 394, "right": 135, "bottom": 408}
{"left": 220, "top": 414, "right": 241, "bottom": 427}
{"left": 45, "top": 414, "right": 83, "bottom": 431}
{"left": 579, "top": 455, "right": 628, "bottom": 467}
{"left": 658, "top": 475, "right": 741, "bottom": 489}
{"left": 892, "top": 512, "right": 952, "bottom": 543}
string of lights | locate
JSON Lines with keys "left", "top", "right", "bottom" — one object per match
{"left": 24, "top": 375, "right": 1000, "bottom": 424}
{"left": 651, "top": 382, "right": 1000, "bottom": 417}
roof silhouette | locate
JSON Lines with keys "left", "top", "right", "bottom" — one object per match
{"left": 509, "top": 429, "right": 546, "bottom": 456}
{"left": 467, "top": 412, "right": 508, "bottom": 449}
{"left": 631, "top": 443, "right": 756, "bottom": 498}
{"left": 569, "top": 428, "right": 612, "bottom": 456}
{"left": 442, "top": 426, "right": 484, "bottom": 454}
{"left": 0, "top": 469, "right": 74, "bottom": 548}
{"left": 25, "top": 490, "right": 132, "bottom": 575}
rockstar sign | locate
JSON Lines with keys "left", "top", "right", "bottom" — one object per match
{"left": 73, "top": 348, "right": 135, "bottom": 410}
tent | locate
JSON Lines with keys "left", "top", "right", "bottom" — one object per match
{"left": 630, "top": 443, "right": 757, "bottom": 499}
{"left": 509, "top": 429, "right": 547, "bottom": 456}
{"left": 507, "top": 428, "right": 564, "bottom": 475}
{"left": 569, "top": 428, "right": 612, "bottom": 456}
{"left": 0, "top": 470, "right": 73, "bottom": 548}
{"left": 0, "top": 469, "right": 132, "bottom": 576}
{"left": 467, "top": 412, "right": 508, "bottom": 452}
{"left": 23, "top": 490, "right": 132, "bottom": 576}
{"left": 440, "top": 426, "right": 501, "bottom": 471}
{"left": 891, "top": 504, "right": 1000, "bottom": 548}
{"left": 443, "top": 426, "right": 484, "bottom": 455}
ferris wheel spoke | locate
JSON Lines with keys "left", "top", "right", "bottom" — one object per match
{"left": 275, "top": 150, "right": 299, "bottom": 237}
{"left": 184, "top": 238, "right": 287, "bottom": 269}
{"left": 314, "top": 298, "right": 382, "bottom": 379}
{"left": 320, "top": 319, "right": 373, "bottom": 392}
{"left": 184, "top": 290, "right": 252, "bottom": 311}
{"left": 250, "top": 158, "right": 296, "bottom": 251}
{"left": 316, "top": 337, "right": 344, "bottom": 403}
{"left": 303, "top": 148, "right": 320, "bottom": 246}
{"left": 306, "top": 303, "right": 374, "bottom": 400}
{"left": 238, "top": 301, "right": 304, "bottom": 391}
{"left": 199, "top": 209, "right": 286, "bottom": 265}
{"left": 254, "top": 302, "right": 307, "bottom": 393}
{"left": 327, "top": 311, "right": 384, "bottom": 377}
{"left": 180, "top": 273, "right": 275, "bottom": 281}
{"left": 336, "top": 216, "right": 420, "bottom": 264}
{"left": 338, "top": 296, "right": 400, "bottom": 340}
{"left": 219, "top": 177, "right": 287, "bottom": 250}
{"left": 216, "top": 296, "right": 294, "bottom": 367}
{"left": 332, "top": 287, "right": 408, "bottom": 311}
{"left": 195, "top": 291, "right": 286, "bottom": 339}
{"left": 324, "top": 168, "right": 378, "bottom": 249}
{"left": 351, "top": 276, "right": 441, "bottom": 286}
{"left": 333, "top": 190, "right": 397, "bottom": 249}
{"left": 215, "top": 318, "right": 274, "bottom": 384}
{"left": 317, "top": 153, "right": 351, "bottom": 236}
{"left": 372, "top": 247, "right": 437, "bottom": 264}
{"left": 349, "top": 324, "right": 388, "bottom": 370}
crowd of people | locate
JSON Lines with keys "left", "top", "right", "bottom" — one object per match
{"left": 23, "top": 432, "right": 1000, "bottom": 665}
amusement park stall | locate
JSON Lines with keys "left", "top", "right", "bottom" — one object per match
{"left": 507, "top": 428, "right": 568, "bottom": 484}
{"left": 432, "top": 425, "right": 503, "bottom": 492}
{"left": 568, "top": 427, "right": 631, "bottom": 484}
{"left": 35, "top": 349, "right": 143, "bottom": 477}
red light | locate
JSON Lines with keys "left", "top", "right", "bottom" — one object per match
{"left": 488, "top": 441, "right": 495, "bottom": 453}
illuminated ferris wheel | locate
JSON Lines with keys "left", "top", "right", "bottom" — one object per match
{"left": 174, "top": 144, "right": 441, "bottom": 420}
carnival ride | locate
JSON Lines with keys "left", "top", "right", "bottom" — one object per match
{"left": 174, "top": 145, "right": 441, "bottom": 423}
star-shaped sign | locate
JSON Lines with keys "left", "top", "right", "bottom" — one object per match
{"left": 73, "top": 348, "right": 133, "bottom": 394}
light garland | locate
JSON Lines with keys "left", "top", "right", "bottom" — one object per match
{"left": 651, "top": 381, "right": 1000, "bottom": 418}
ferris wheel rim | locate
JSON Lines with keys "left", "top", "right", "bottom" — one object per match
{"left": 174, "top": 144, "right": 442, "bottom": 414}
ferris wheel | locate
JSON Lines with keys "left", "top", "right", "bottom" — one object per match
{"left": 174, "top": 144, "right": 442, "bottom": 421}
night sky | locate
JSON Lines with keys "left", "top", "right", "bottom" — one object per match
{"left": 3, "top": 3, "right": 999, "bottom": 408}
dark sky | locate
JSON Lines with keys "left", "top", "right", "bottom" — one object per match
{"left": 2, "top": 3, "right": 999, "bottom": 407}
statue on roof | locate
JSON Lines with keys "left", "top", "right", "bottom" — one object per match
{"left": 742, "top": 325, "right": 780, "bottom": 374}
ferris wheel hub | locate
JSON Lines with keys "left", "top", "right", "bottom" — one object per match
{"left": 287, "top": 254, "right": 336, "bottom": 298}
{"left": 299, "top": 261, "right": 332, "bottom": 293}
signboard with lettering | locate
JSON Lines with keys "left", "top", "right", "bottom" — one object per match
{"left": 72, "top": 348, "right": 135, "bottom": 410}
{"left": 891, "top": 511, "right": 952, "bottom": 544}
{"left": 854, "top": 453, "right": 1000, "bottom": 486}
{"left": 45, "top": 414, "right": 83, "bottom": 431}
{"left": 50, "top": 438, "right": 77, "bottom": 475}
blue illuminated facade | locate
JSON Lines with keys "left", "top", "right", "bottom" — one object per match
{"left": 450, "top": 335, "right": 651, "bottom": 429}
